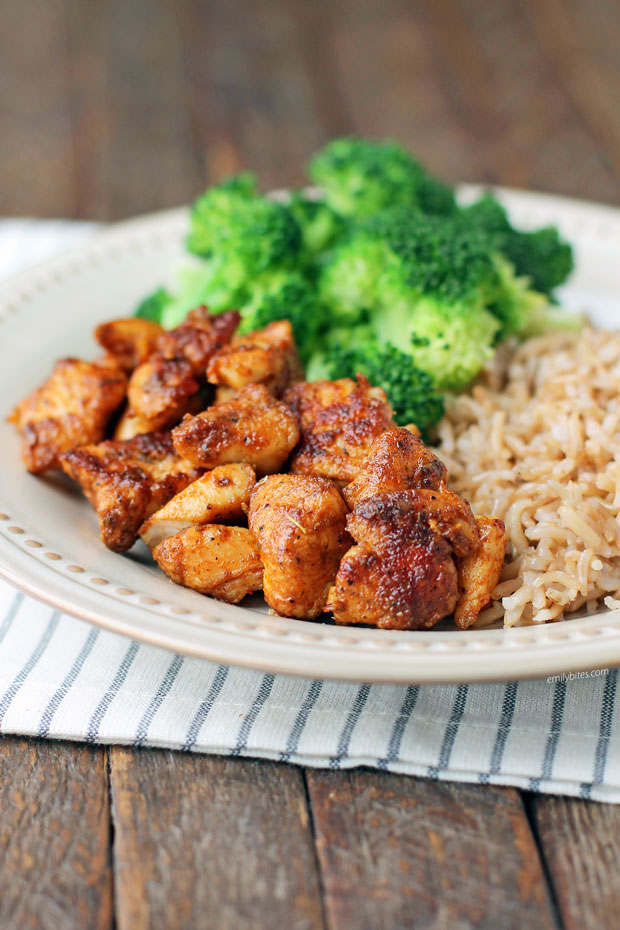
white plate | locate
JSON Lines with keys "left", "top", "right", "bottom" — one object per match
{"left": 2, "top": 187, "right": 620, "bottom": 684}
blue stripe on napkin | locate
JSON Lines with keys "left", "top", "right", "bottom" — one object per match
{"left": 1, "top": 220, "right": 620, "bottom": 804}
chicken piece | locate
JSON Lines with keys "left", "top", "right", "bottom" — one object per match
{"left": 114, "top": 355, "right": 204, "bottom": 440}
{"left": 153, "top": 524, "right": 263, "bottom": 604}
{"left": 284, "top": 376, "right": 395, "bottom": 484}
{"left": 326, "top": 539, "right": 457, "bottom": 630}
{"left": 172, "top": 384, "right": 300, "bottom": 476}
{"left": 348, "top": 488, "right": 480, "bottom": 560}
{"left": 344, "top": 427, "right": 447, "bottom": 507}
{"left": 95, "top": 318, "right": 163, "bottom": 371}
{"left": 156, "top": 307, "right": 240, "bottom": 376}
{"left": 9, "top": 358, "right": 127, "bottom": 474}
{"left": 60, "top": 431, "right": 203, "bottom": 552}
{"left": 327, "top": 490, "right": 480, "bottom": 630}
{"left": 249, "top": 474, "right": 350, "bottom": 619}
{"left": 114, "top": 308, "right": 241, "bottom": 439}
{"left": 214, "top": 385, "right": 238, "bottom": 404}
{"left": 207, "top": 320, "right": 303, "bottom": 397}
{"left": 140, "top": 463, "right": 256, "bottom": 549}
{"left": 454, "top": 516, "right": 506, "bottom": 629}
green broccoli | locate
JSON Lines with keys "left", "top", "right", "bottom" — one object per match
{"left": 316, "top": 237, "right": 392, "bottom": 325}
{"left": 414, "top": 173, "right": 458, "bottom": 217}
{"left": 456, "top": 194, "right": 576, "bottom": 337}
{"left": 184, "top": 173, "right": 256, "bottom": 258}
{"left": 237, "top": 269, "right": 327, "bottom": 363}
{"left": 176, "top": 173, "right": 302, "bottom": 324}
{"left": 491, "top": 256, "right": 582, "bottom": 338}
{"left": 134, "top": 287, "right": 172, "bottom": 324}
{"left": 321, "top": 340, "right": 445, "bottom": 438}
{"left": 309, "top": 137, "right": 456, "bottom": 219}
{"left": 132, "top": 140, "right": 578, "bottom": 418}
{"left": 458, "top": 194, "right": 512, "bottom": 238}
{"left": 153, "top": 259, "right": 257, "bottom": 331}
{"left": 486, "top": 256, "right": 542, "bottom": 340}
{"left": 287, "top": 191, "right": 346, "bottom": 262}
{"left": 503, "top": 226, "right": 574, "bottom": 295}
{"left": 363, "top": 208, "right": 499, "bottom": 306}
{"left": 186, "top": 174, "right": 301, "bottom": 267}
{"left": 317, "top": 209, "right": 501, "bottom": 391}
{"left": 142, "top": 175, "right": 305, "bottom": 329}
{"left": 380, "top": 295, "right": 500, "bottom": 391}
{"left": 460, "top": 194, "right": 574, "bottom": 295}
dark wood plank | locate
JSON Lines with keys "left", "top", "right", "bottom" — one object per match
{"left": 3, "top": 0, "right": 620, "bottom": 216}
{"left": 530, "top": 793, "right": 620, "bottom": 930}
{"left": 67, "top": 0, "right": 203, "bottom": 221}
{"left": 522, "top": 0, "right": 620, "bottom": 192}
{"left": 63, "top": 0, "right": 108, "bottom": 221}
{"left": 306, "top": 770, "right": 558, "bottom": 930}
{"left": 315, "top": 0, "right": 482, "bottom": 184}
{"left": 109, "top": 748, "right": 325, "bottom": 930}
{"left": 176, "top": 0, "right": 337, "bottom": 189}
{"left": 0, "top": 737, "right": 112, "bottom": 930}
{"left": 418, "top": 0, "right": 620, "bottom": 201}
{"left": 0, "top": 0, "right": 76, "bottom": 216}
{"left": 316, "top": 0, "right": 620, "bottom": 202}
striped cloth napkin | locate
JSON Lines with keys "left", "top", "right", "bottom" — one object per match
{"left": 1, "top": 219, "right": 618, "bottom": 803}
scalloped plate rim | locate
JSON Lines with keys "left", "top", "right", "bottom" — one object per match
{"left": 1, "top": 185, "right": 620, "bottom": 683}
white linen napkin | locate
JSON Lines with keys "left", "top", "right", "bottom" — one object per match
{"left": 1, "top": 219, "right": 617, "bottom": 803}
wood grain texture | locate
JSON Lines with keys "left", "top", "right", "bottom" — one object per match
{"left": 531, "top": 793, "right": 620, "bottom": 930}
{"left": 176, "top": 0, "right": 333, "bottom": 189}
{"left": 417, "top": 0, "right": 620, "bottom": 201}
{"left": 0, "top": 0, "right": 75, "bottom": 216}
{"left": 65, "top": 0, "right": 203, "bottom": 221}
{"left": 522, "top": 0, "right": 620, "bottom": 189}
{"left": 314, "top": 0, "right": 482, "bottom": 184}
{"left": 306, "top": 770, "right": 558, "bottom": 930}
{"left": 0, "top": 738, "right": 112, "bottom": 930}
{"left": 3, "top": 1, "right": 620, "bottom": 926}
{"left": 109, "top": 748, "right": 325, "bottom": 930}
{"left": 2, "top": 0, "right": 620, "bottom": 213}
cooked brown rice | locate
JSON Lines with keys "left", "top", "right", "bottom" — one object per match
{"left": 434, "top": 328, "right": 620, "bottom": 627}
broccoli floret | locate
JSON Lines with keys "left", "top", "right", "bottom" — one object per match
{"left": 318, "top": 208, "right": 502, "bottom": 391}
{"left": 186, "top": 174, "right": 301, "bottom": 269}
{"left": 414, "top": 173, "right": 458, "bottom": 216}
{"left": 459, "top": 194, "right": 574, "bottom": 295}
{"left": 287, "top": 191, "right": 346, "bottom": 261}
{"left": 151, "top": 175, "right": 304, "bottom": 329}
{"left": 157, "top": 258, "right": 245, "bottom": 329}
{"left": 486, "top": 256, "right": 550, "bottom": 340}
{"left": 317, "top": 237, "right": 393, "bottom": 324}
{"left": 389, "top": 297, "right": 500, "bottom": 391}
{"left": 320, "top": 340, "right": 444, "bottom": 438}
{"left": 309, "top": 137, "right": 456, "bottom": 220}
{"left": 309, "top": 137, "right": 421, "bottom": 218}
{"left": 237, "top": 269, "right": 326, "bottom": 363}
{"left": 491, "top": 259, "right": 582, "bottom": 339}
{"left": 503, "top": 226, "right": 574, "bottom": 295}
{"left": 134, "top": 287, "right": 172, "bottom": 324}
{"left": 319, "top": 206, "right": 498, "bottom": 326}
{"left": 186, "top": 173, "right": 255, "bottom": 256}
{"left": 364, "top": 208, "right": 499, "bottom": 305}
{"left": 459, "top": 194, "right": 513, "bottom": 237}
{"left": 490, "top": 252, "right": 582, "bottom": 340}
{"left": 457, "top": 195, "right": 576, "bottom": 337}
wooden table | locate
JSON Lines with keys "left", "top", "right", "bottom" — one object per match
{"left": 2, "top": 1, "right": 620, "bottom": 926}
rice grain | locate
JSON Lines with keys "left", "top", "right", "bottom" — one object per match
{"left": 434, "top": 328, "right": 620, "bottom": 627}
